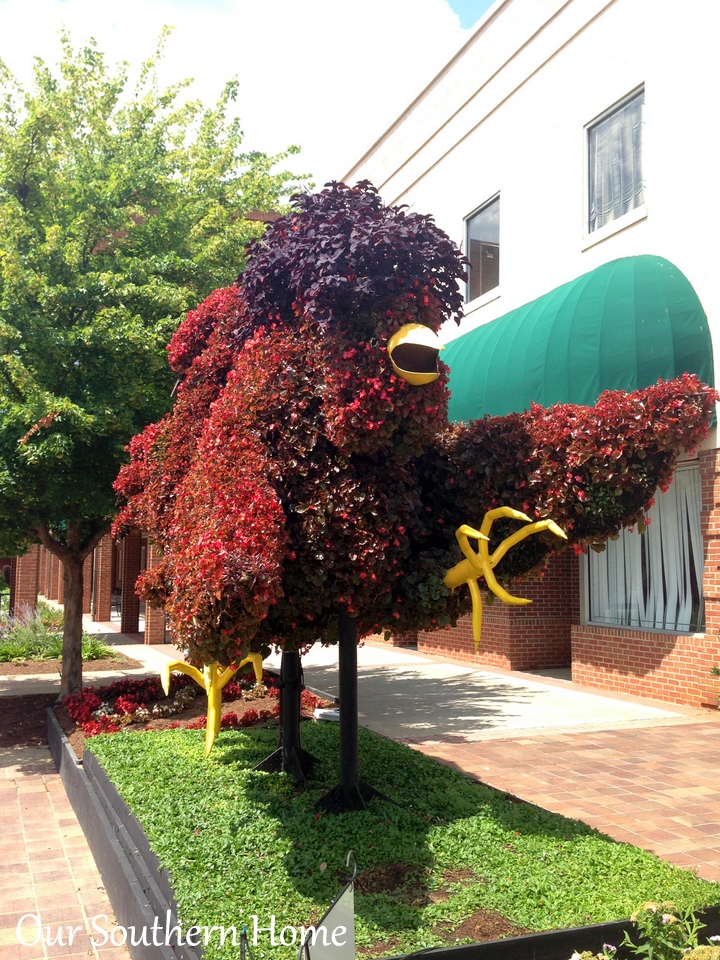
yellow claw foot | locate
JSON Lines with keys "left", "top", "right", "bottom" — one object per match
{"left": 160, "top": 652, "right": 265, "bottom": 756}
{"left": 443, "top": 507, "right": 567, "bottom": 650}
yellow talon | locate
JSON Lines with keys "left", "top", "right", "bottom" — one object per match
{"left": 160, "top": 652, "right": 265, "bottom": 756}
{"left": 444, "top": 508, "right": 567, "bottom": 650}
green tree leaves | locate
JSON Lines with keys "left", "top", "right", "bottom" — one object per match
{"left": 0, "top": 29, "right": 307, "bottom": 693}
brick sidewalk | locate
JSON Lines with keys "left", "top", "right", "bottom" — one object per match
{"left": 407, "top": 718, "right": 720, "bottom": 882}
{"left": 0, "top": 745, "right": 131, "bottom": 960}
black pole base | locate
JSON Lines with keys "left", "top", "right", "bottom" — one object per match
{"left": 252, "top": 649, "right": 318, "bottom": 786}
{"left": 253, "top": 745, "right": 318, "bottom": 786}
{"left": 316, "top": 779, "right": 386, "bottom": 814}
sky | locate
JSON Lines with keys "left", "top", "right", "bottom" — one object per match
{"left": 0, "top": 0, "right": 495, "bottom": 188}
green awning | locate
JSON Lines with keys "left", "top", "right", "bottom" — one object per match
{"left": 444, "top": 255, "right": 714, "bottom": 421}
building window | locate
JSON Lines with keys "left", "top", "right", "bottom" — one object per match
{"left": 586, "top": 464, "right": 704, "bottom": 633}
{"left": 465, "top": 196, "right": 499, "bottom": 302}
{"left": 587, "top": 88, "right": 644, "bottom": 234}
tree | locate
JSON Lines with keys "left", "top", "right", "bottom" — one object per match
{"left": 115, "top": 183, "right": 717, "bottom": 808}
{"left": 0, "top": 30, "right": 307, "bottom": 697}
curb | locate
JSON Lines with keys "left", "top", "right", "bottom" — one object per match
{"left": 389, "top": 903, "right": 720, "bottom": 960}
{"left": 47, "top": 708, "right": 202, "bottom": 960}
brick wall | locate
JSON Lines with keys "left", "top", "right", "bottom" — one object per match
{"left": 417, "top": 550, "right": 574, "bottom": 670}
{"left": 571, "top": 624, "right": 720, "bottom": 707}
{"left": 572, "top": 449, "right": 720, "bottom": 708}
{"left": 410, "top": 447, "right": 720, "bottom": 710}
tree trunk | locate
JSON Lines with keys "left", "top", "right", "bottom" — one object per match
{"left": 35, "top": 519, "right": 109, "bottom": 700}
{"left": 59, "top": 554, "right": 84, "bottom": 699}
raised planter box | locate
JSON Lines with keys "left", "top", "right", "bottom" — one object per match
{"left": 48, "top": 708, "right": 720, "bottom": 960}
{"left": 47, "top": 708, "right": 200, "bottom": 960}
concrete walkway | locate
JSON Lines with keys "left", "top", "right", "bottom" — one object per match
{"left": 2, "top": 630, "right": 720, "bottom": 960}
{"left": 266, "top": 642, "right": 720, "bottom": 882}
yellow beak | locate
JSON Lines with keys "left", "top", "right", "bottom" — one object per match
{"left": 387, "top": 323, "right": 444, "bottom": 386}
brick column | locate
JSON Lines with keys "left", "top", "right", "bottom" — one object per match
{"left": 38, "top": 549, "right": 47, "bottom": 599}
{"left": 47, "top": 553, "right": 59, "bottom": 601}
{"left": 143, "top": 541, "right": 167, "bottom": 644}
{"left": 93, "top": 535, "right": 114, "bottom": 622}
{"left": 8, "top": 557, "right": 17, "bottom": 611}
{"left": 55, "top": 555, "right": 64, "bottom": 605}
{"left": 9, "top": 545, "right": 40, "bottom": 616}
{"left": 120, "top": 529, "right": 142, "bottom": 634}
{"left": 700, "top": 449, "right": 720, "bottom": 653}
{"left": 82, "top": 552, "right": 93, "bottom": 614}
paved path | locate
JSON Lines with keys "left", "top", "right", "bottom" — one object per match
{"left": 412, "top": 721, "right": 720, "bottom": 881}
{"left": 0, "top": 745, "right": 127, "bottom": 960}
{"left": 268, "top": 642, "right": 720, "bottom": 883}
{"left": 2, "top": 629, "right": 720, "bottom": 960}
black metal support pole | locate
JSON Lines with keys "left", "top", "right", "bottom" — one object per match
{"left": 280, "top": 649, "right": 302, "bottom": 777}
{"left": 338, "top": 607, "right": 359, "bottom": 800}
{"left": 253, "top": 648, "right": 316, "bottom": 784}
{"left": 317, "top": 608, "right": 388, "bottom": 812}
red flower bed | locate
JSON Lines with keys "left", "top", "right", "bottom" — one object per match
{"left": 61, "top": 668, "right": 304, "bottom": 742}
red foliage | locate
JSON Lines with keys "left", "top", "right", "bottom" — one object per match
{"left": 411, "top": 373, "right": 717, "bottom": 611}
{"left": 239, "top": 181, "right": 467, "bottom": 336}
{"left": 63, "top": 670, "right": 277, "bottom": 738}
{"left": 162, "top": 428, "right": 287, "bottom": 664}
{"left": 64, "top": 688, "right": 103, "bottom": 726}
{"left": 301, "top": 689, "right": 322, "bottom": 710}
{"left": 167, "top": 286, "right": 245, "bottom": 375}
{"left": 114, "top": 181, "right": 718, "bottom": 662}
{"left": 114, "top": 695, "right": 143, "bottom": 715}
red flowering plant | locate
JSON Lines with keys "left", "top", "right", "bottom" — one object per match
{"left": 115, "top": 180, "right": 717, "bottom": 671}
{"left": 166, "top": 286, "right": 245, "bottom": 375}
{"left": 402, "top": 373, "right": 717, "bottom": 632}
{"left": 114, "top": 182, "right": 468, "bottom": 665}
{"left": 63, "top": 670, "right": 281, "bottom": 737}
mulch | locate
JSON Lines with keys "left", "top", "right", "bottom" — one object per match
{"left": 55, "top": 690, "right": 284, "bottom": 759}
{"left": 0, "top": 653, "right": 142, "bottom": 675}
{"left": 0, "top": 692, "right": 59, "bottom": 748}
{"left": 0, "top": 653, "right": 138, "bottom": 749}
{"left": 0, "top": 654, "right": 277, "bottom": 756}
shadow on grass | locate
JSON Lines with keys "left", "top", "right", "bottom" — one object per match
{"left": 216, "top": 721, "right": 610, "bottom": 943}
{"left": 86, "top": 723, "right": 718, "bottom": 958}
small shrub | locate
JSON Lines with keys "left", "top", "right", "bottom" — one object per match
{"left": 36, "top": 600, "right": 64, "bottom": 630}
{"left": 0, "top": 607, "right": 117, "bottom": 663}
{"left": 622, "top": 902, "right": 705, "bottom": 960}
{"left": 0, "top": 637, "right": 31, "bottom": 662}
{"left": 81, "top": 634, "right": 118, "bottom": 661}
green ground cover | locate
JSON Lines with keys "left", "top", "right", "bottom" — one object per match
{"left": 87, "top": 723, "right": 719, "bottom": 960}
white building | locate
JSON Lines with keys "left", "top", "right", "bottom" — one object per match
{"left": 345, "top": 0, "right": 720, "bottom": 707}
